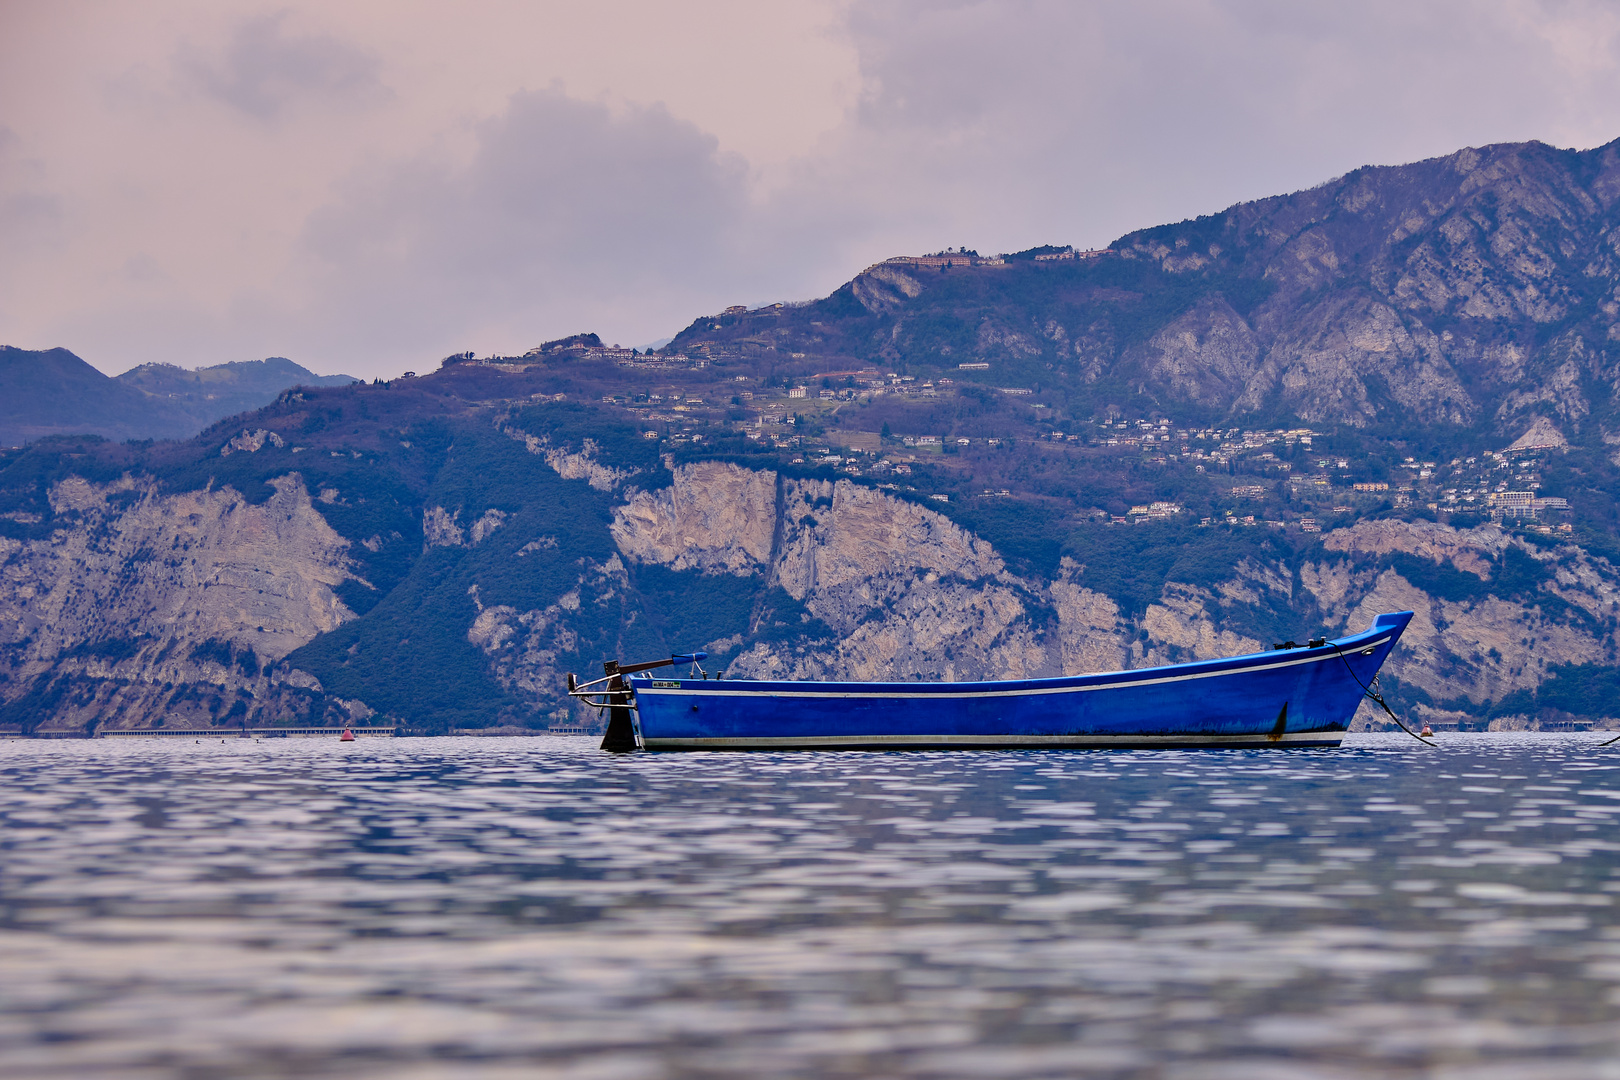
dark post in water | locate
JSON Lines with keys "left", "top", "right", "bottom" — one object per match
{"left": 600, "top": 663, "right": 637, "bottom": 752}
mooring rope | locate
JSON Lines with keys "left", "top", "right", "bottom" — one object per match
{"left": 1331, "top": 641, "right": 1620, "bottom": 749}
{"left": 1329, "top": 642, "right": 1434, "bottom": 746}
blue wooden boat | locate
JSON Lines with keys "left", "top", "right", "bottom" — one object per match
{"left": 569, "top": 611, "right": 1413, "bottom": 751}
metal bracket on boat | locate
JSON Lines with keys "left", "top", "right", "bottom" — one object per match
{"left": 566, "top": 652, "right": 709, "bottom": 708}
{"left": 567, "top": 652, "right": 708, "bottom": 753}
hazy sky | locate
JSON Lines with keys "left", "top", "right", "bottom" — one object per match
{"left": 5, "top": 1, "right": 1620, "bottom": 379}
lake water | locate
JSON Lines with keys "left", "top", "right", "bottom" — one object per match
{"left": 2, "top": 733, "right": 1618, "bottom": 1079}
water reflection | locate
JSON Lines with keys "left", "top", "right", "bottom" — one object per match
{"left": 1, "top": 733, "right": 1617, "bottom": 1077}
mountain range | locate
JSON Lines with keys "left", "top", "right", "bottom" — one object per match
{"left": 4, "top": 137, "right": 1620, "bottom": 738}
{"left": 0, "top": 347, "right": 357, "bottom": 447}
{"left": 670, "top": 138, "right": 1620, "bottom": 439}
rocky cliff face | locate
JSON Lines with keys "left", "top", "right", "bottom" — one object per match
{"left": 459, "top": 457, "right": 1620, "bottom": 732}
{"left": 1115, "top": 141, "right": 1620, "bottom": 430}
{"left": 470, "top": 460, "right": 1126, "bottom": 693}
{"left": 611, "top": 463, "right": 777, "bottom": 574}
{"left": 5, "top": 441, "right": 1618, "bottom": 733}
{"left": 1318, "top": 519, "right": 1619, "bottom": 726}
{"left": 0, "top": 473, "right": 367, "bottom": 733}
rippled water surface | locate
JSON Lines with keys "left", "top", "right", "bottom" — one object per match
{"left": 3, "top": 734, "right": 1620, "bottom": 1078}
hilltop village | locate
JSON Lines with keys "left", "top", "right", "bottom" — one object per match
{"left": 403, "top": 221, "right": 1615, "bottom": 553}
{"left": 446, "top": 315, "right": 1580, "bottom": 543}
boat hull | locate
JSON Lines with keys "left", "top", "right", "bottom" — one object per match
{"left": 627, "top": 612, "right": 1413, "bottom": 751}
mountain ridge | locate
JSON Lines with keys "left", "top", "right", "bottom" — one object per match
{"left": 667, "top": 137, "right": 1620, "bottom": 439}
{"left": 0, "top": 346, "right": 357, "bottom": 447}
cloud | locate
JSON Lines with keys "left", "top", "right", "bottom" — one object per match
{"left": 809, "top": 0, "right": 1620, "bottom": 253}
{"left": 295, "top": 88, "right": 758, "bottom": 355}
{"left": 177, "top": 11, "right": 387, "bottom": 121}
{"left": 0, "top": 127, "right": 65, "bottom": 329}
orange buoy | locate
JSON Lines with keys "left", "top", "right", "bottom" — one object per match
{"left": 1420, "top": 723, "right": 1434, "bottom": 737}
{"left": 340, "top": 727, "right": 355, "bottom": 742}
